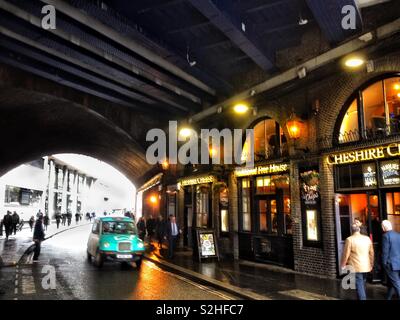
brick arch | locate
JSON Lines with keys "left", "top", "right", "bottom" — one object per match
{"left": 0, "top": 88, "right": 152, "bottom": 186}
{"left": 317, "top": 55, "right": 400, "bottom": 147}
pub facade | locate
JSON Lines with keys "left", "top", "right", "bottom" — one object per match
{"left": 137, "top": 58, "right": 400, "bottom": 280}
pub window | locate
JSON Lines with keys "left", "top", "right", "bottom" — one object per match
{"left": 196, "top": 185, "right": 209, "bottom": 228}
{"left": 336, "top": 163, "right": 377, "bottom": 190}
{"left": 339, "top": 99, "right": 359, "bottom": 143}
{"left": 284, "top": 196, "right": 292, "bottom": 234}
{"left": 336, "top": 76, "right": 400, "bottom": 144}
{"left": 256, "top": 176, "right": 276, "bottom": 194}
{"left": 241, "top": 178, "right": 251, "bottom": 232}
{"left": 241, "top": 118, "right": 288, "bottom": 162}
{"left": 363, "top": 81, "right": 385, "bottom": 136}
{"left": 385, "top": 192, "right": 400, "bottom": 232}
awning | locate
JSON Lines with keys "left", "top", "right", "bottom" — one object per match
{"left": 137, "top": 173, "right": 163, "bottom": 193}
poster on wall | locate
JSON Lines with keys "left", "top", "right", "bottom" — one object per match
{"left": 306, "top": 210, "right": 318, "bottom": 241}
{"left": 196, "top": 229, "right": 219, "bottom": 261}
{"left": 299, "top": 166, "right": 322, "bottom": 246}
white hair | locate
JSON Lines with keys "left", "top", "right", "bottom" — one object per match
{"left": 382, "top": 220, "right": 393, "bottom": 232}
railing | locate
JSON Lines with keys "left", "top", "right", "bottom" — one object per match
{"left": 318, "top": 123, "right": 400, "bottom": 151}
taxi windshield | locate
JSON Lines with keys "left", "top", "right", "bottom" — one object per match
{"left": 102, "top": 221, "right": 137, "bottom": 235}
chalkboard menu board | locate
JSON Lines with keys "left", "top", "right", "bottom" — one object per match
{"left": 380, "top": 160, "right": 400, "bottom": 186}
{"left": 299, "top": 166, "right": 322, "bottom": 247}
{"left": 196, "top": 229, "right": 219, "bottom": 261}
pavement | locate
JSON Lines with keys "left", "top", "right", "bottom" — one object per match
{"left": 145, "top": 244, "right": 391, "bottom": 300}
{"left": 0, "top": 219, "right": 91, "bottom": 267}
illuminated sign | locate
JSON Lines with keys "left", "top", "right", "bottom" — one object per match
{"left": 235, "top": 163, "right": 289, "bottom": 177}
{"left": 363, "top": 164, "right": 377, "bottom": 187}
{"left": 179, "top": 175, "right": 215, "bottom": 186}
{"left": 327, "top": 143, "right": 400, "bottom": 165}
{"left": 381, "top": 160, "right": 400, "bottom": 186}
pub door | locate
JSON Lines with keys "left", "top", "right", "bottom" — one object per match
{"left": 252, "top": 194, "right": 293, "bottom": 266}
{"left": 335, "top": 192, "right": 382, "bottom": 281}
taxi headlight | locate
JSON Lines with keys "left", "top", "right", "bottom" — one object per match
{"left": 103, "top": 242, "right": 110, "bottom": 248}
{"left": 137, "top": 243, "right": 144, "bottom": 248}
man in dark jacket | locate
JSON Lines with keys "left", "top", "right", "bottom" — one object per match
{"left": 33, "top": 216, "right": 45, "bottom": 261}
{"left": 165, "top": 215, "right": 181, "bottom": 259}
{"left": 3, "top": 211, "right": 13, "bottom": 240}
{"left": 55, "top": 212, "right": 61, "bottom": 229}
{"left": 75, "top": 213, "right": 80, "bottom": 225}
{"left": 137, "top": 217, "right": 146, "bottom": 242}
{"left": 382, "top": 220, "right": 400, "bottom": 300}
{"left": 43, "top": 214, "right": 50, "bottom": 231}
{"left": 146, "top": 216, "right": 156, "bottom": 244}
{"left": 11, "top": 211, "right": 20, "bottom": 235}
{"left": 67, "top": 212, "right": 72, "bottom": 226}
{"left": 155, "top": 215, "right": 166, "bottom": 249}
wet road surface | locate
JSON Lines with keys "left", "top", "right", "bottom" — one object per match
{"left": 1, "top": 224, "right": 238, "bottom": 300}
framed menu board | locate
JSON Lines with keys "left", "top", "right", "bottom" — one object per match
{"left": 380, "top": 159, "right": 400, "bottom": 186}
{"left": 299, "top": 165, "right": 322, "bottom": 247}
{"left": 196, "top": 229, "right": 219, "bottom": 261}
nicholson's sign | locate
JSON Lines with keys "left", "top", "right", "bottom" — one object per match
{"left": 327, "top": 143, "right": 400, "bottom": 165}
{"left": 234, "top": 163, "right": 289, "bottom": 177}
{"left": 179, "top": 175, "right": 215, "bottom": 186}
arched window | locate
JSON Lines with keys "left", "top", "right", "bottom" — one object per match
{"left": 336, "top": 76, "right": 400, "bottom": 144}
{"left": 242, "top": 118, "right": 288, "bottom": 162}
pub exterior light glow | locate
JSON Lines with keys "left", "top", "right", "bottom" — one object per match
{"left": 179, "top": 127, "right": 192, "bottom": 138}
{"left": 286, "top": 113, "right": 303, "bottom": 140}
{"left": 149, "top": 195, "right": 157, "bottom": 204}
{"left": 233, "top": 103, "right": 249, "bottom": 114}
{"left": 344, "top": 56, "right": 365, "bottom": 68}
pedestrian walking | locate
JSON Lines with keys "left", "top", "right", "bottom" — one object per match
{"left": 137, "top": 217, "right": 146, "bottom": 242}
{"left": 67, "top": 212, "right": 72, "bottom": 226}
{"left": 146, "top": 215, "right": 156, "bottom": 244}
{"left": 382, "top": 220, "right": 400, "bottom": 300}
{"left": 33, "top": 216, "right": 45, "bottom": 261}
{"left": 36, "top": 210, "right": 43, "bottom": 219}
{"left": 341, "top": 223, "right": 374, "bottom": 300}
{"left": 156, "top": 215, "right": 166, "bottom": 248}
{"left": 0, "top": 215, "right": 3, "bottom": 237}
{"left": 3, "top": 211, "right": 13, "bottom": 240}
{"left": 61, "top": 213, "right": 67, "bottom": 226}
{"left": 79, "top": 213, "right": 82, "bottom": 221}
{"left": 55, "top": 212, "right": 61, "bottom": 229}
{"left": 43, "top": 214, "right": 50, "bottom": 231}
{"left": 28, "top": 216, "right": 35, "bottom": 232}
{"left": 11, "top": 211, "right": 20, "bottom": 235}
{"left": 354, "top": 217, "right": 368, "bottom": 236}
{"left": 86, "top": 212, "right": 91, "bottom": 222}
{"left": 75, "top": 212, "right": 80, "bottom": 225}
{"left": 165, "top": 215, "right": 181, "bottom": 259}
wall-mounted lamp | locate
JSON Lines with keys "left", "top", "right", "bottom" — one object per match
{"left": 286, "top": 113, "right": 303, "bottom": 140}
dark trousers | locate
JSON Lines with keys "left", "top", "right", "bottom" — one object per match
{"left": 355, "top": 272, "right": 367, "bottom": 300}
{"left": 12, "top": 223, "right": 17, "bottom": 235}
{"left": 4, "top": 224, "right": 11, "bottom": 238}
{"left": 386, "top": 269, "right": 400, "bottom": 299}
{"left": 168, "top": 236, "right": 178, "bottom": 258}
{"left": 56, "top": 221, "right": 60, "bottom": 229}
{"left": 33, "top": 241, "right": 41, "bottom": 260}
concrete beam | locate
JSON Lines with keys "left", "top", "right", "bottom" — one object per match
{"left": 41, "top": 0, "right": 216, "bottom": 96}
{"left": 188, "top": 0, "right": 274, "bottom": 71}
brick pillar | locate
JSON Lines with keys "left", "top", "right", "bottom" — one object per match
{"left": 228, "top": 172, "right": 239, "bottom": 260}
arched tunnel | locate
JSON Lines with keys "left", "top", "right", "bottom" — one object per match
{"left": 0, "top": 87, "right": 152, "bottom": 187}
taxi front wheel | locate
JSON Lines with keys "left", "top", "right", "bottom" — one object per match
{"left": 95, "top": 251, "right": 104, "bottom": 268}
